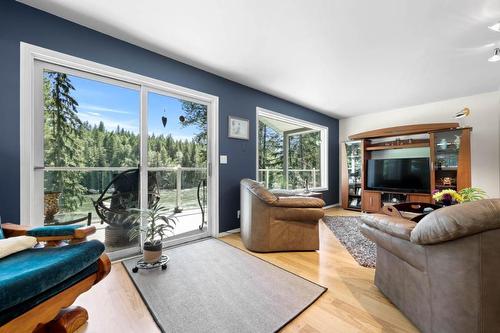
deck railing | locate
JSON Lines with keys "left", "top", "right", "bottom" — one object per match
{"left": 257, "top": 168, "right": 319, "bottom": 189}
{"left": 44, "top": 166, "right": 207, "bottom": 220}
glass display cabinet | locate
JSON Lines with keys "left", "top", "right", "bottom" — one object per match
{"left": 430, "top": 128, "right": 471, "bottom": 192}
{"left": 343, "top": 141, "right": 362, "bottom": 210}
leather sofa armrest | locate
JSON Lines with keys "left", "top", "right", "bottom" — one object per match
{"left": 361, "top": 214, "right": 416, "bottom": 241}
{"left": 272, "top": 207, "right": 325, "bottom": 222}
{"left": 272, "top": 196, "right": 325, "bottom": 208}
{"left": 241, "top": 178, "right": 277, "bottom": 204}
{"left": 410, "top": 199, "right": 500, "bottom": 245}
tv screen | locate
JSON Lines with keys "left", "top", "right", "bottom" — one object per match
{"left": 367, "top": 158, "right": 430, "bottom": 193}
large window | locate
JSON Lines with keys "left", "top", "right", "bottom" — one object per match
{"left": 256, "top": 108, "right": 328, "bottom": 190}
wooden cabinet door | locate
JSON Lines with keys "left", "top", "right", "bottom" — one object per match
{"left": 362, "top": 191, "right": 381, "bottom": 212}
{"left": 408, "top": 194, "right": 432, "bottom": 203}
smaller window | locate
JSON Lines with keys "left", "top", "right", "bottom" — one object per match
{"left": 256, "top": 108, "right": 328, "bottom": 191}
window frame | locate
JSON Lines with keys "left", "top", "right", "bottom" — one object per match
{"left": 255, "top": 107, "right": 329, "bottom": 191}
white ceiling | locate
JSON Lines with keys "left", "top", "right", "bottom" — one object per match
{"left": 19, "top": 0, "right": 500, "bottom": 118}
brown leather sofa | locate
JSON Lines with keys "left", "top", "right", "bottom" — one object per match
{"left": 240, "top": 179, "right": 325, "bottom": 252}
{"left": 360, "top": 199, "right": 500, "bottom": 333}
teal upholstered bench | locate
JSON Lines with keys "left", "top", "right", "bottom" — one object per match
{"left": 0, "top": 223, "right": 110, "bottom": 332}
{"left": 2, "top": 223, "right": 96, "bottom": 246}
{"left": 26, "top": 224, "right": 84, "bottom": 237}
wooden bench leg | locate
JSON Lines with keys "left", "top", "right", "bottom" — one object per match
{"left": 35, "top": 306, "right": 89, "bottom": 333}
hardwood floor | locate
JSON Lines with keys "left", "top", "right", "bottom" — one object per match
{"left": 75, "top": 207, "right": 418, "bottom": 333}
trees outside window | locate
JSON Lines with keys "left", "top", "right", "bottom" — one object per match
{"left": 257, "top": 110, "right": 327, "bottom": 190}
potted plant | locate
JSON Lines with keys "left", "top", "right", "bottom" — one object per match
{"left": 44, "top": 191, "right": 62, "bottom": 222}
{"left": 127, "top": 202, "right": 177, "bottom": 263}
{"left": 458, "top": 187, "right": 487, "bottom": 202}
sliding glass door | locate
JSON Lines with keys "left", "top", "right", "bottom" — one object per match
{"left": 33, "top": 60, "right": 211, "bottom": 257}
{"left": 146, "top": 90, "right": 209, "bottom": 238}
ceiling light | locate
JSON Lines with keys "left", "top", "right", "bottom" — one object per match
{"left": 455, "top": 107, "right": 470, "bottom": 119}
{"left": 488, "top": 48, "right": 500, "bottom": 62}
{"left": 489, "top": 21, "right": 500, "bottom": 32}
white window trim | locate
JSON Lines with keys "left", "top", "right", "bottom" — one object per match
{"left": 19, "top": 42, "right": 220, "bottom": 239}
{"left": 255, "top": 107, "right": 329, "bottom": 191}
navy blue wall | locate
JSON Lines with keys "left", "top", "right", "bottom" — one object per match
{"left": 0, "top": 1, "right": 339, "bottom": 231}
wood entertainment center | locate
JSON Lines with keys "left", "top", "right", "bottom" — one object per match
{"left": 342, "top": 123, "right": 472, "bottom": 212}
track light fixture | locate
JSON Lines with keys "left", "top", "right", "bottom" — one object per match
{"left": 455, "top": 107, "right": 470, "bottom": 119}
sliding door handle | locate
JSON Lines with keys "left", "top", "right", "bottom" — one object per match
{"left": 34, "top": 166, "right": 45, "bottom": 170}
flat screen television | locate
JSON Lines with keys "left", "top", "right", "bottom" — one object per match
{"left": 366, "top": 158, "right": 430, "bottom": 193}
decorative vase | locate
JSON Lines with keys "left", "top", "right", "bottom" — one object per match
{"left": 44, "top": 192, "right": 61, "bottom": 221}
{"left": 143, "top": 242, "right": 163, "bottom": 263}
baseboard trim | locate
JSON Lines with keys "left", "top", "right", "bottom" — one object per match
{"left": 218, "top": 228, "right": 241, "bottom": 237}
{"left": 324, "top": 203, "right": 340, "bottom": 209}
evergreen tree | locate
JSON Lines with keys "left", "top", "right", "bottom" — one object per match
{"left": 181, "top": 101, "right": 207, "bottom": 166}
{"left": 44, "top": 73, "right": 86, "bottom": 210}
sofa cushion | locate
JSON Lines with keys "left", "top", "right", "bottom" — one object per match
{"left": 0, "top": 262, "right": 98, "bottom": 326}
{"left": 361, "top": 213, "right": 417, "bottom": 241}
{"left": 26, "top": 224, "right": 83, "bottom": 237}
{"left": 0, "top": 240, "right": 104, "bottom": 313}
{"left": 411, "top": 199, "right": 500, "bottom": 245}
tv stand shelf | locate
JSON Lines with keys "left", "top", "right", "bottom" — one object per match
{"left": 365, "top": 139, "right": 429, "bottom": 151}
{"left": 342, "top": 123, "right": 472, "bottom": 212}
{"left": 363, "top": 190, "right": 431, "bottom": 213}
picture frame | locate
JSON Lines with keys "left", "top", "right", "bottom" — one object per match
{"left": 228, "top": 116, "right": 249, "bottom": 140}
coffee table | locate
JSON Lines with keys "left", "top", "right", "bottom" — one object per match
{"left": 382, "top": 202, "right": 441, "bottom": 222}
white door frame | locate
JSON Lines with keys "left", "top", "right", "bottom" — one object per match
{"left": 20, "top": 42, "right": 219, "bottom": 241}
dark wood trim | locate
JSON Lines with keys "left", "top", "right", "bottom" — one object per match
{"left": 457, "top": 128, "right": 472, "bottom": 190}
{"left": 341, "top": 143, "right": 349, "bottom": 210}
{"left": 365, "top": 139, "right": 429, "bottom": 151}
{"left": 348, "top": 123, "right": 459, "bottom": 140}
{"left": 429, "top": 132, "right": 437, "bottom": 195}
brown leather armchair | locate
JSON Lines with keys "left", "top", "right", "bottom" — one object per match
{"left": 240, "top": 179, "right": 325, "bottom": 252}
{"left": 360, "top": 199, "right": 500, "bottom": 333}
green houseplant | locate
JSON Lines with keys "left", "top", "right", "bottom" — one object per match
{"left": 458, "top": 187, "right": 487, "bottom": 202}
{"left": 127, "top": 202, "right": 177, "bottom": 263}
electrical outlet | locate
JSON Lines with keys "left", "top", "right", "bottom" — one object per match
{"left": 237, "top": 210, "right": 240, "bottom": 219}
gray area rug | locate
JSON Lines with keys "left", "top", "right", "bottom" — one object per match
{"left": 122, "top": 238, "right": 326, "bottom": 333}
{"left": 323, "top": 216, "right": 376, "bottom": 268}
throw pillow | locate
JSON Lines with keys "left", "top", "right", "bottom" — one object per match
{"left": 0, "top": 236, "right": 37, "bottom": 259}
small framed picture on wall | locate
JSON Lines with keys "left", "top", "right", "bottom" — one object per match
{"left": 228, "top": 116, "right": 249, "bottom": 140}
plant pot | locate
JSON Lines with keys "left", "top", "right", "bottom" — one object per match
{"left": 143, "top": 242, "right": 163, "bottom": 263}
{"left": 44, "top": 192, "right": 61, "bottom": 222}
{"left": 104, "top": 225, "right": 134, "bottom": 247}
